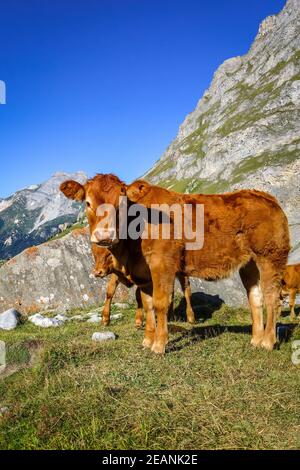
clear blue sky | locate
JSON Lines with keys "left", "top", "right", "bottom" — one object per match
{"left": 0, "top": 0, "right": 286, "bottom": 198}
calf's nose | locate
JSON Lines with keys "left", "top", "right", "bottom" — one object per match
{"left": 93, "top": 268, "right": 105, "bottom": 278}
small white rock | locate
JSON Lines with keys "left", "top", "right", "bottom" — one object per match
{"left": 69, "top": 314, "right": 86, "bottom": 321}
{"left": 0, "top": 406, "right": 9, "bottom": 416}
{"left": 28, "top": 313, "right": 65, "bottom": 328}
{"left": 87, "top": 314, "right": 102, "bottom": 323}
{"left": 110, "top": 313, "right": 123, "bottom": 321}
{"left": 87, "top": 311, "right": 100, "bottom": 317}
{"left": 92, "top": 332, "right": 116, "bottom": 342}
{"left": 0, "top": 309, "right": 21, "bottom": 330}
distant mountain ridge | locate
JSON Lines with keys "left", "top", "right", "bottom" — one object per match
{"left": 0, "top": 171, "right": 86, "bottom": 259}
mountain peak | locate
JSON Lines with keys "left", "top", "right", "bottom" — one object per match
{"left": 144, "top": 0, "right": 300, "bottom": 260}
{"left": 0, "top": 171, "right": 87, "bottom": 259}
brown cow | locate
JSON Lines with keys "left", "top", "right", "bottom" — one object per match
{"left": 60, "top": 174, "right": 290, "bottom": 354}
{"left": 91, "top": 244, "right": 195, "bottom": 326}
{"left": 280, "top": 264, "right": 300, "bottom": 320}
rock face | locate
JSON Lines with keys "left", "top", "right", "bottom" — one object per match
{"left": 143, "top": 0, "right": 300, "bottom": 305}
{"left": 0, "top": 171, "right": 87, "bottom": 260}
{"left": 0, "top": 228, "right": 134, "bottom": 315}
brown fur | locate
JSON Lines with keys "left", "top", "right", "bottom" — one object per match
{"left": 91, "top": 244, "right": 195, "bottom": 326}
{"left": 60, "top": 174, "right": 290, "bottom": 354}
{"left": 280, "top": 264, "right": 300, "bottom": 320}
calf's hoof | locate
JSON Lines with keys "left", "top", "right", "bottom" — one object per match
{"left": 142, "top": 337, "right": 154, "bottom": 349}
{"left": 135, "top": 320, "right": 143, "bottom": 329}
{"left": 151, "top": 342, "right": 166, "bottom": 355}
{"left": 250, "top": 336, "right": 263, "bottom": 348}
{"left": 187, "top": 310, "right": 195, "bottom": 324}
{"left": 261, "top": 337, "right": 276, "bottom": 351}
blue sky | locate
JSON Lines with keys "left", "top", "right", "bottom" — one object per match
{"left": 0, "top": 0, "right": 286, "bottom": 198}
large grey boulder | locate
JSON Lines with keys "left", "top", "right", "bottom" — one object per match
{"left": 0, "top": 308, "right": 21, "bottom": 330}
{"left": 0, "top": 228, "right": 134, "bottom": 314}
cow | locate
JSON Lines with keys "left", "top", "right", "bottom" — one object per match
{"left": 280, "top": 264, "right": 300, "bottom": 320}
{"left": 60, "top": 174, "right": 290, "bottom": 354}
{"left": 91, "top": 244, "right": 196, "bottom": 327}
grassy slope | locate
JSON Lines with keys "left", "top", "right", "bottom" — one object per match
{"left": 0, "top": 305, "right": 299, "bottom": 450}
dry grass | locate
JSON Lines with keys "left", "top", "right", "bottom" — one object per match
{"left": 0, "top": 305, "right": 299, "bottom": 450}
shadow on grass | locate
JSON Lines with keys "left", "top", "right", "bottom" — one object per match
{"left": 173, "top": 292, "right": 224, "bottom": 322}
{"left": 166, "top": 322, "right": 299, "bottom": 353}
{"left": 280, "top": 306, "right": 300, "bottom": 318}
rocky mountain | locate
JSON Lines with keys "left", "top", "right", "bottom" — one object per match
{"left": 144, "top": 0, "right": 300, "bottom": 262}
{"left": 0, "top": 172, "right": 86, "bottom": 259}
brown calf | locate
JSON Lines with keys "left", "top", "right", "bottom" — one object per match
{"left": 91, "top": 244, "right": 195, "bottom": 326}
{"left": 280, "top": 264, "right": 300, "bottom": 320}
{"left": 60, "top": 174, "right": 290, "bottom": 354}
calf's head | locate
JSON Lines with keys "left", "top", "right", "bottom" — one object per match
{"left": 91, "top": 244, "right": 113, "bottom": 278}
{"left": 60, "top": 174, "right": 126, "bottom": 247}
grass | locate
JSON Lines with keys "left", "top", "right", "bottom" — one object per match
{"left": 0, "top": 304, "right": 299, "bottom": 450}
{"left": 47, "top": 221, "right": 87, "bottom": 242}
{"left": 229, "top": 143, "right": 300, "bottom": 185}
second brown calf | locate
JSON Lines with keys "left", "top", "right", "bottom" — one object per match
{"left": 92, "top": 244, "right": 195, "bottom": 327}
{"left": 281, "top": 264, "right": 300, "bottom": 320}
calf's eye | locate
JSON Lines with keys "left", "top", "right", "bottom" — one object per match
{"left": 86, "top": 201, "right": 91, "bottom": 208}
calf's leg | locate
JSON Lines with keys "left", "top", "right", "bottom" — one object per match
{"left": 140, "top": 290, "right": 156, "bottom": 349}
{"left": 102, "top": 274, "right": 119, "bottom": 326}
{"left": 135, "top": 287, "right": 144, "bottom": 328}
{"left": 258, "top": 259, "right": 283, "bottom": 351}
{"left": 239, "top": 260, "right": 264, "bottom": 347}
{"left": 177, "top": 273, "right": 195, "bottom": 324}
{"left": 151, "top": 267, "right": 175, "bottom": 355}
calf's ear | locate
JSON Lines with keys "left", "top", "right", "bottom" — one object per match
{"left": 126, "top": 180, "right": 150, "bottom": 202}
{"left": 60, "top": 180, "right": 85, "bottom": 201}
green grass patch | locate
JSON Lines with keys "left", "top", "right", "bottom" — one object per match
{"left": 229, "top": 144, "right": 300, "bottom": 185}
{"left": 48, "top": 221, "right": 87, "bottom": 242}
{"left": 0, "top": 305, "right": 299, "bottom": 450}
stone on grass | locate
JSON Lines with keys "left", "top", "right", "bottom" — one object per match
{"left": 110, "top": 313, "right": 123, "bottom": 321}
{"left": 0, "top": 308, "right": 21, "bottom": 330}
{"left": 28, "top": 313, "right": 66, "bottom": 328}
{"left": 87, "top": 311, "right": 101, "bottom": 317}
{"left": 92, "top": 332, "right": 116, "bottom": 342}
{"left": 87, "top": 313, "right": 102, "bottom": 323}
{"left": 69, "top": 314, "right": 86, "bottom": 321}
{"left": 0, "top": 407, "right": 9, "bottom": 416}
